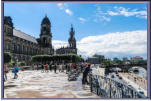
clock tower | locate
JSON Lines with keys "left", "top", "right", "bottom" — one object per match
{"left": 40, "top": 14, "right": 52, "bottom": 48}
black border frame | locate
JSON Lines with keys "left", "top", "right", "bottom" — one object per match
{"left": 1, "top": 0, "right": 151, "bottom": 100}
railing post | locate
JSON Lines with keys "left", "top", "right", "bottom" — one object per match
{"left": 109, "top": 79, "right": 112, "bottom": 98}
{"left": 122, "top": 86, "right": 124, "bottom": 98}
{"left": 89, "top": 72, "right": 93, "bottom": 92}
{"left": 96, "top": 79, "right": 99, "bottom": 95}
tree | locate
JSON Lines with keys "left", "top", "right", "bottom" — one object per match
{"left": 136, "top": 60, "right": 147, "bottom": 65}
{"left": 31, "top": 54, "right": 84, "bottom": 64}
{"left": 116, "top": 60, "right": 123, "bottom": 65}
{"left": 17, "top": 62, "right": 25, "bottom": 66}
{"left": 102, "top": 59, "right": 113, "bottom": 66}
{"left": 4, "top": 52, "right": 12, "bottom": 64}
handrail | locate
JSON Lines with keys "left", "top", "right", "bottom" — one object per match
{"left": 88, "top": 72, "right": 146, "bottom": 98}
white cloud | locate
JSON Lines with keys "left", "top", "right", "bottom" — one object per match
{"left": 57, "top": 3, "right": 64, "bottom": 10}
{"left": 65, "top": 9, "right": 73, "bottom": 16}
{"left": 52, "top": 40, "right": 68, "bottom": 49}
{"left": 94, "top": 6, "right": 147, "bottom": 22}
{"left": 79, "top": 17, "right": 87, "bottom": 23}
{"left": 57, "top": 3, "right": 73, "bottom": 16}
{"left": 101, "top": 16, "right": 111, "bottom": 22}
{"left": 52, "top": 30, "right": 147, "bottom": 59}
{"left": 107, "top": 11, "right": 119, "bottom": 16}
{"left": 94, "top": 6, "right": 111, "bottom": 22}
{"left": 107, "top": 6, "right": 147, "bottom": 19}
{"left": 77, "top": 30, "right": 147, "bottom": 58}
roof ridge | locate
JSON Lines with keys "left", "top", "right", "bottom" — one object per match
{"left": 14, "top": 29, "right": 37, "bottom": 39}
{"left": 13, "top": 29, "right": 38, "bottom": 44}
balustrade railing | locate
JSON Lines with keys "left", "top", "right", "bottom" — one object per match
{"left": 88, "top": 71, "right": 146, "bottom": 98}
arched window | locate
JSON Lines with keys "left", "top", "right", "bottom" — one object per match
{"left": 43, "top": 37, "right": 46, "bottom": 44}
{"left": 43, "top": 27, "right": 46, "bottom": 31}
{"left": 17, "top": 44, "right": 19, "bottom": 53}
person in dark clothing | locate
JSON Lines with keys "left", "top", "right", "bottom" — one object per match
{"left": 65, "top": 64, "right": 68, "bottom": 74}
{"left": 82, "top": 64, "right": 91, "bottom": 85}
{"left": 49, "top": 64, "right": 52, "bottom": 71}
{"left": 41, "top": 64, "right": 44, "bottom": 70}
{"left": 80, "top": 64, "right": 83, "bottom": 73}
{"left": 36, "top": 64, "right": 38, "bottom": 70}
{"left": 54, "top": 64, "right": 57, "bottom": 73}
{"left": 67, "top": 64, "right": 70, "bottom": 73}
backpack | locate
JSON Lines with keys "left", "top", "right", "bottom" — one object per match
{"left": 15, "top": 67, "right": 19, "bottom": 73}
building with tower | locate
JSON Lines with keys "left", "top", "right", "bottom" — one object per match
{"left": 56, "top": 24, "right": 77, "bottom": 54}
{"left": 4, "top": 15, "right": 77, "bottom": 65}
{"left": 36, "top": 15, "right": 54, "bottom": 55}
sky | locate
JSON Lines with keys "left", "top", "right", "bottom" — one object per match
{"left": 4, "top": 2, "right": 148, "bottom": 59}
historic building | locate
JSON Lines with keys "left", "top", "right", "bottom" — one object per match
{"left": 4, "top": 15, "right": 77, "bottom": 65}
{"left": 56, "top": 25, "right": 77, "bottom": 54}
{"left": 36, "top": 15, "right": 54, "bottom": 55}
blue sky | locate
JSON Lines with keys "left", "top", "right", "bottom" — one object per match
{"left": 4, "top": 2, "right": 147, "bottom": 59}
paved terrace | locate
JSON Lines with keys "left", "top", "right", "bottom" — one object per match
{"left": 4, "top": 70, "right": 99, "bottom": 98}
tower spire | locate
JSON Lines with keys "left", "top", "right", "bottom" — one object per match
{"left": 70, "top": 24, "right": 74, "bottom": 37}
{"left": 71, "top": 24, "right": 73, "bottom": 28}
{"left": 71, "top": 24, "right": 73, "bottom": 31}
{"left": 68, "top": 24, "right": 76, "bottom": 48}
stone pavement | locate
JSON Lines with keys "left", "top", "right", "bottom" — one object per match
{"left": 4, "top": 70, "right": 99, "bottom": 98}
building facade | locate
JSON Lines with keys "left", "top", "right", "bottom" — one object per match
{"left": 130, "top": 56, "right": 144, "bottom": 63}
{"left": 4, "top": 15, "right": 77, "bottom": 65}
{"left": 87, "top": 54, "right": 105, "bottom": 64}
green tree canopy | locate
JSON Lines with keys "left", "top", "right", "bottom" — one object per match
{"left": 4, "top": 52, "right": 12, "bottom": 64}
{"left": 31, "top": 54, "right": 84, "bottom": 63}
{"left": 102, "top": 59, "right": 114, "bottom": 66}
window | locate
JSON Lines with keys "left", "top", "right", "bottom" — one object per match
{"left": 6, "top": 28, "right": 8, "bottom": 33}
{"left": 43, "top": 27, "right": 46, "bottom": 31}
{"left": 12, "top": 44, "right": 14, "bottom": 51}
{"left": 17, "top": 45, "right": 19, "bottom": 53}
{"left": 6, "top": 42, "right": 8, "bottom": 50}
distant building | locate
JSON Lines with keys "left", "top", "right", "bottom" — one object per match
{"left": 87, "top": 54, "right": 104, "bottom": 64}
{"left": 122, "top": 57, "right": 128, "bottom": 62}
{"left": 131, "top": 56, "right": 143, "bottom": 63}
{"left": 122, "top": 57, "right": 130, "bottom": 64}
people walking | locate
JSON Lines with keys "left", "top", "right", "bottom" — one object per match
{"left": 41, "top": 64, "right": 44, "bottom": 70}
{"left": 80, "top": 64, "right": 84, "bottom": 73}
{"left": 45, "top": 64, "right": 49, "bottom": 72}
{"left": 62, "top": 64, "right": 64, "bottom": 72}
{"left": 82, "top": 64, "right": 91, "bottom": 85}
{"left": 12, "top": 63, "right": 19, "bottom": 79}
{"left": 54, "top": 64, "right": 57, "bottom": 73}
{"left": 32, "top": 64, "right": 34, "bottom": 70}
{"left": 4, "top": 64, "right": 8, "bottom": 81}
{"left": 65, "top": 64, "right": 68, "bottom": 74}
{"left": 58, "top": 64, "right": 61, "bottom": 72}
{"left": 49, "top": 63, "right": 52, "bottom": 71}
{"left": 73, "top": 63, "right": 77, "bottom": 70}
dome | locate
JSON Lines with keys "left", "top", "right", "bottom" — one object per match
{"left": 41, "top": 15, "right": 50, "bottom": 25}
